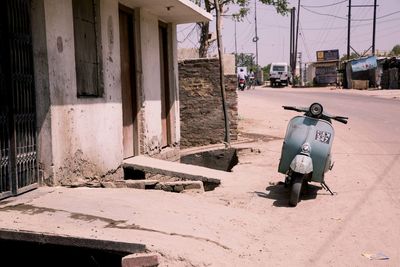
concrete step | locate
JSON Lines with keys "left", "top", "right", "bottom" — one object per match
{"left": 123, "top": 156, "right": 229, "bottom": 190}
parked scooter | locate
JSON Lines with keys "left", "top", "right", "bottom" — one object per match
{"left": 278, "top": 103, "right": 348, "bottom": 206}
{"left": 238, "top": 78, "right": 246, "bottom": 91}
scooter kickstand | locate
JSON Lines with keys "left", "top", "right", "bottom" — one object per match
{"left": 321, "top": 182, "right": 335, "bottom": 196}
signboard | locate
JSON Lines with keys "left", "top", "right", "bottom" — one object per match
{"left": 316, "top": 49, "right": 339, "bottom": 62}
{"left": 350, "top": 56, "right": 377, "bottom": 72}
{"left": 315, "top": 65, "right": 337, "bottom": 84}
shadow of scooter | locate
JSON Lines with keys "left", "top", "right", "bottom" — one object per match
{"left": 254, "top": 182, "right": 324, "bottom": 207}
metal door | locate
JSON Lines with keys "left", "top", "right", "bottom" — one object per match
{"left": 0, "top": 0, "right": 38, "bottom": 200}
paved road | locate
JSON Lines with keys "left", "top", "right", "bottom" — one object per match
{"left": 235, "top": 86, "right": 400, "bottom": 266}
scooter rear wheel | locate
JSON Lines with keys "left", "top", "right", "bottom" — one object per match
{"left": 289, "top": 174, "right": 304, "bottom": 207}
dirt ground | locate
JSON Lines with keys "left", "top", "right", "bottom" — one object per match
{"left": 155, "top": 86, "right": 400, "bottom": 266}
{"left": 1, "top": 86, "right": 399, "bottom": 266}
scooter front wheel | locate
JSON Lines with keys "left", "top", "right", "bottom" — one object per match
{"left": 289, "top": 174, "right": 304, "bottom": 207}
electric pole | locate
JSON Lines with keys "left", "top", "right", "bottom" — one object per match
{"left": 372, "top": 0, "right": 377, "bottom": 55}
{"left": 294, "top": 0, "right": 301, "bottom": 82}
{"left": 290, "top": 8, "right": 296, "bottom": 76}
{"left": 298, "top": 52, "right": 303, "bottom": 86}
{"left": 347, "top": 0, "right": 379, "bottom": 59}
{"left": 254, "top": 0, "right": 259, "bottom": 68}
{"left": 234, "top": 20, "right": 237, "bottom": 71}
{"left": 347, "top": 0, "right": 351, "bottom": 59}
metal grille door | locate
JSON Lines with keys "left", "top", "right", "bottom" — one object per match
{"left": 0, "top": 0, "right": 38, "bottom": 199}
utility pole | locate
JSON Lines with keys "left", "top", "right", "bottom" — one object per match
{"left": 294, "top": 0, "right": 301, "bottom": 82}
{"left": 234, "top": 20, "right": 237, "bottom": 71}
{"left": 254, "top": 0, "right": 259, "bottom": 68}
{"left": 347, "top": 0, "right": 351, "bottom": 59}
{"left": 214, "top": 0, "right": 230, "bottom": 144}
{"left": 290, "top": 8, "right": 296, "bottom": 77}
{"left": 298, "top": 52, "right": 303, "bottom": 86}
{"left": 347, "top": 1, "right": 379, "bottom": 59}
{"left": 372, "top": 0, "right": 377, "bottom": 55}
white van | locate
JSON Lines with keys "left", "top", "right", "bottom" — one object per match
{"left": 269, "top": 62, "right": 291, "bottom": 87}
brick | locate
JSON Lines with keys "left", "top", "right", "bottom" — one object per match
{"left": 100, "top": 181, "right": 116, "bottom": 188}
{"left": 122, "top": 253, "right": 159, "bottom": 267}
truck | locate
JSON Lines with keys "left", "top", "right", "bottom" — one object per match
{"left": 269, "top": 62, "right": 291, "bottom": 87}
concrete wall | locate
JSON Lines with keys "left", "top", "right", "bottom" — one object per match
{"left": 138, "top": 9, "right": 180, "bottom": 157}
{"left": 42, "top": 0, "right": 123, "bottom": 183}
{"left": 34, "top": 0, "right": 181, "bottom": 184}
{"left": 179, "top": 58, "right": 238, "bottom": 148}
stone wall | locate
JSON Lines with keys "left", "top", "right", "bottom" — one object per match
{"left": 179, "top": 58, "right": 238, "bottom": 148}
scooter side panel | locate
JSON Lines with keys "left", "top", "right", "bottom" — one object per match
{"left": 278, "top": 116, "right": 335, "bottom": 182}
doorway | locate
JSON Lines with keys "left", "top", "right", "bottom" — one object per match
{"left": 0, "top": 0, "right": 38, "bottom": 200}
{"left": 159, "top": 23, "right": 172, "bottom": 148}
{"left": 119, "top": 6, "right": 139, "bottom": 158}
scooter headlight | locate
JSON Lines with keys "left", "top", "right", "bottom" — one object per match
{"left": 301, "top": 143, "right": 311, "bottom": 155}
{"left": 309, "top": 103, "right": 323, "bottom": 117}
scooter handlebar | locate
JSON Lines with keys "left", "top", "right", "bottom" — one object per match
{"left": 282, "top": 106, "right": 308, "bottom": 112}
{"left": 332, "top": 116, "right": 348, "bottom": 124}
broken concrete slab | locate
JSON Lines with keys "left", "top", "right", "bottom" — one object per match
{"left": 155, "top": 181, "right": 204, "bottom": 193}
{"left": 122, "top": 252, "right": 160, "bottom": 267}
{"left": 123, "top": 156, "right": 226, "bottom": 190}
{"left": 125, "top": 180, "right": 159, "bottom": 190}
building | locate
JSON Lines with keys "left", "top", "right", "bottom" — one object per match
{"left": 0, "top": 0, "right": 211, "bottom": 199}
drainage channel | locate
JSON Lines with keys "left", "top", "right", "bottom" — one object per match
{"left": 0, "top": 230, "right": 146, "bottom": 267}
{"left": 180, "top": 148, "right": 239, "bottom": 172}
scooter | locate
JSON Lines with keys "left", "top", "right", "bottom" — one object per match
{"left": 278, "top": 103, "right": 348, "bottom": 206}
{"left": 238, "top": 78, "right": 246, "bottom": 91}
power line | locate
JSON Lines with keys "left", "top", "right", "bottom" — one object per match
{"left": 301, "top": 17, "right": 400, "bottom": 30}
{"left": 299, "top": 22, "right": 312, "bottom": 62}
{"left": 302, "top": 6, "right": 400, "bottom": 21}
{"left": 302, "top": 0, "right": 347, "bottom": 8}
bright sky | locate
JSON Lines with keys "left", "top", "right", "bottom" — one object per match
{"left": 177, "top": 0, "right": 400, "bottom": 67}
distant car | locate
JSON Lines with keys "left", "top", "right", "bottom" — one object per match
{"left": 270, "top": 62, "right": 291, "bottom": 87}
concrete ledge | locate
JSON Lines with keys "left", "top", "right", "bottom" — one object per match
{"left": 0, "top": 228, "right": 146, "bottom": 254}
{"left": 123, "top": 156, "right": 222, "bottom": 185}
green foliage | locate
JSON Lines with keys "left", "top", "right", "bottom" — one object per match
{"left": 228, "top": 0, "right": 289, "bottom": 21}
{"left": 262, "top": 64, "right": 271, "bottom": 80}
{"left": 339, "top": 53, "right": 359, "bottom": 62}
{"left": 389, "top": 44, "right": 400, "bottom": 56}
{"left": 236, "top": 53, "right": 256, "bottom": 70}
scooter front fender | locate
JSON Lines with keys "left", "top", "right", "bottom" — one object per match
{"left": 290, "top": 154, "right": 313, "bottom": 174}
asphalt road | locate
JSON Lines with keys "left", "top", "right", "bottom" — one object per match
{"left": 235, "top": 86, "right": 400, "bottom": 266}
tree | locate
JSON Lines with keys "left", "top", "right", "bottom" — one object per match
{"left": 389, "top": 44, "right": 400, "bottom": 56}
{"left": 339, "top": 53, "right": 359, "bottom": 63}
{"left": 198, "top": 0, "right": 289, "bottom": 145}
{"left": 262, "top": 64, "right": 271, "bottom": 80}
{"left": 236, "top": 53, "right": 256, "bottom": 70}
{"left": 193, "top": 0, "right": 289, "bottom": 58}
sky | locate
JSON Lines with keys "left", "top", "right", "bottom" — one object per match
{"left": 177, "top": 0, "right": 400, "bottom": 67}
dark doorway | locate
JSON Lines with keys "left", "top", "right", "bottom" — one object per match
{"left": 159, "top": 23, "right": 172, "bottom": 148}
{"left": 119, "top": 6, "right": 139, "bottom": 158}
{"left": 0, "top": 0, "right": 38, "bottom": 200}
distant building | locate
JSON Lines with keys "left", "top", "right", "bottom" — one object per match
{"left": 306, "top": 50, "right": 340, "bottom": 86}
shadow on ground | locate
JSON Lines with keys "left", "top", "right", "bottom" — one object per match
{"left": 255, "top": 182, "right": 325, "bottom": 207}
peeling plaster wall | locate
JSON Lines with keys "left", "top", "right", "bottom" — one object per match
{"left": 139, "top": 10, "right": 180, "bottom": 155}
{"left": 43, "top": 0, "right": 123, "bottom": 182}
{"left": 139, "top": 10, "right": 163, "bottom": 153}
{"left": 38, "top": 0, "right": 182, "bottom": 183}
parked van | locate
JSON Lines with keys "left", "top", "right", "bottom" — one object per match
{"left": 269, "top": 62, "right": 291, "bottom": 87}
